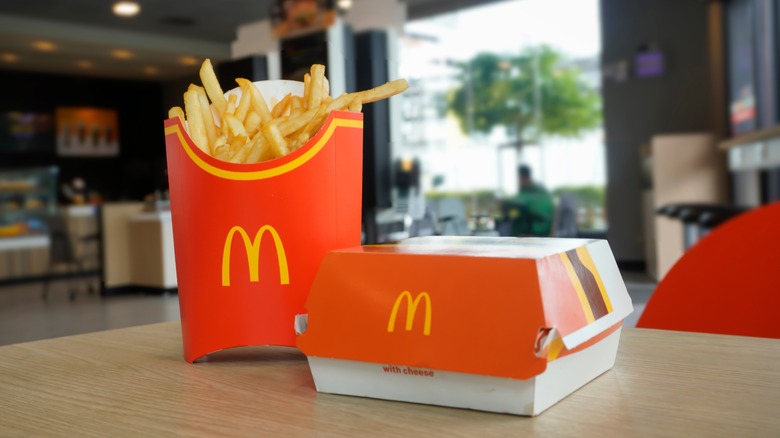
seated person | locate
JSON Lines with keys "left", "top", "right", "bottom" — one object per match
{"left": 502, "top": 165, "right": 554, "bottom": 236}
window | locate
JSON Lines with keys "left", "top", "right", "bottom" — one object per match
{"left": 399, "top": 0, "right": 606, "bottom": 234}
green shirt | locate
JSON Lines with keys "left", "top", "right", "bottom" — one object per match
{"left": 505, "top": 184, "right": 554, "bottom": 236}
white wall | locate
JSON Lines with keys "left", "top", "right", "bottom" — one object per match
{"left": 344, "top": 0, "right": 407, "bottom": 33}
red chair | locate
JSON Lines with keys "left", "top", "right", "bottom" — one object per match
{"left": 637, "top": 201, "right": 780, "bottom": 339}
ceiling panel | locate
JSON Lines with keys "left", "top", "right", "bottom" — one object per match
{"left": 0, "top": 0, "right": 482, "bottom": 81}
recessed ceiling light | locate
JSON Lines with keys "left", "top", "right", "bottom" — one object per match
{"left": 1, "top": 53, "right": 18, "bottom": 63}
{"left": 112, "top": 49, "right": 134, "bottom": 60}
{"left": 144, "top": 66, "right": 159, "bottom": 75}
{"left": 179, "top": 56, "right": 197, "bottom": 66}
{"left": 33, "top": 41, "right": 56, "bottom": 52}
{"left": 77, "top": 60, "right": 93, "bottom": 69}
{"left": 113, "top": 1, "right": 141, "bottom": 17}
{"left": 337, "top": 0, "right": 353, "bottom": 10}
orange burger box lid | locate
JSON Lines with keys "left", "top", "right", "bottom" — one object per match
{"left": 295, "top": 236, "right": 634, "bottom": 416}
{"left": 164, "top": 80, "right": 363, "bottom": 363}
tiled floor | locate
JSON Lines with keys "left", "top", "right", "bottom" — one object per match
{"left": 621, "top": 270, "right": 656, "bottom": 328}
{"left": 0, "top": 270, "right": 656, "bottom": 347}
{"left": 0, "top": 277, "right": 180, "bottom": 346}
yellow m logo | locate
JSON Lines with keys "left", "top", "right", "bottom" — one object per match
{"left": 222, "top": 225, "right": 289, "bottom": 286}
{"left": 387, "top": 291, "right": 431, "bottom": 336}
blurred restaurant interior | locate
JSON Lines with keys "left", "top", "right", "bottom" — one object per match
{"left": 0, "top": 0, "right": 777, "bottom": 344}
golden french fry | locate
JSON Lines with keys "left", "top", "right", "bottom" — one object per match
{"left": 229, "top": 135, "right": 247, "bottom": 152}
{"left": 352, "top": 79, "right": 409, "bottom": 104}
{"left": 224, "top": 114, "right": 247, "bottom": 138}
{"left": 308, "top": 64, "right": 325, "bottom": 108}
{"left": 322, "top": 76, "right": 330, "bottom": 98}
{"left": 236, "top": 78, "right": 272, "bottom": 125}
{"left": 168, "top": 106, "right": 185, "bottom": 121}
{"left": 214, "top": 134, "right": 228, "bottom": 150}
{"left": 228, "top": 135, "right": 250, "bottom": 163}
{"left": 271, "top": 94, "right": 292, "bottom": 118}
{"left": 183, "top": 88, "right": 209, "bottom": 154}
{"left": 168, "top": 106, "right": 189, "bottom": 134}
{"left": 245, "top": 135, "right": 268, "bottom": 163}
{"left": 289, "top": 97, "right": 303, "bottom": 117}
{"left": 347, "top": 95, "right": 363, "bottom": 113}
{"left": 326, "top": 92, "right": 354, "bottom": 112}
{"left": 244, "top": 111, "right": 262, "bottom": 137}
{"left": 213, "top": 144, "right": 232, "bottom": 162}
{"left": 292, "top": 135, "right": 307, "bottom": 150}
{"left": 278, "top": 105, "right": 319, "bottom": 137}
{"left": 191, "top": 85, "right": 218, "bottom": 148}
{"left": 294, "top": 106, "right": 328, "bottom": 147}
{"left": 236, "top": 147, "right": 253, "bottom": 164}
{"left": 235, "top": 87, "right": 252, "bottom": 123}
{"left": 291, "top": 96, "right": 304, "bottom": 111}
{"left": 303, "top": 73, "right": 311, "bottom": 107}
{"left": 226, "top": 94, "right": 238, "bottom": 116}
{"left": 199, "top": 59, "right": 227, "bottom": 116}
{"left": 261, "top": 123, "right": 289, "bottom": 159}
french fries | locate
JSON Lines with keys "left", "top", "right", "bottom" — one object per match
{"left": 171, "top": 59, "right": 409, "bottom": 164}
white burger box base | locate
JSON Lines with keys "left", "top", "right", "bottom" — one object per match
{"left": 296, "top": 237, "right": 633, "bottom": 416}
{"left": 305, "top": 328, "right": 621, "bottom": 416}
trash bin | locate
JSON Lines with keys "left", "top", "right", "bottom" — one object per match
{"left": 656, "top": 203, "right": 747, "bottom": 250}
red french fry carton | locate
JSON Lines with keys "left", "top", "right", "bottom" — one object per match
{"left": 164, "top": 80, "right": 363, "bottom": 363}
{"left": 296, "top": 236, "right": 633, "bottom": 416}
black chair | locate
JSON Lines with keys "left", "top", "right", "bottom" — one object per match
{"left": 42, "top": 214, "right": 100, "bottom": 301}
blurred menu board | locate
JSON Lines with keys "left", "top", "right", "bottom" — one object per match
{"left": 55, "top": 107, "right": 119, "bottom": 157}
{"left": 0, "top": 111, "right": 54, "bottom": 155}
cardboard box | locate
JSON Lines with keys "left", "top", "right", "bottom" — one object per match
{"left": 164, "top": 81, "right": 363, "bottom": 363}
{"left": 296, "top": 236, "right": 633, "bottom": 416}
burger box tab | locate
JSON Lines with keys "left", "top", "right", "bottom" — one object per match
{"left": 296, "top": 236, "right": 633, "bottom": 416}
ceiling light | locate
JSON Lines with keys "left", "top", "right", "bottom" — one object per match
{"left": 77, "top": 60, "right": 93, "bottom": 69}
{"left": 112, "top": 49, "right": 134, "bottom": 59}
{"left": 144, "top": 66, "right": 159, "bottom": 75}
{"left": 1, "top": 53, "right": 18, "bottom": 63}
{"left": 113, "top": 1, "right": 141, "bottom": 17}
{"left": 33, "top": 41, "right": 56, "bottom": 52}
{"left": 179, "top": 56, "right": 197, "bottom": 66}
{"left": 337, "top": 0, "right": 353, "bottom": 10}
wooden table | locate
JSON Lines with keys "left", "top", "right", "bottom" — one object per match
{"left": 1, "top": 323, "right": 778, "bottom": 437}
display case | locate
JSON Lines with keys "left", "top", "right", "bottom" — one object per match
{"left": 0, "top": 166, "right": 58, "bottom": 236}
{"left": 0, "top": 166, "right": 58, "bottom": 281}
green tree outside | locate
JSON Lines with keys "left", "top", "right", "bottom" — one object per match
{"left": 446, "top": 45, "right": 601, "bottom": 146}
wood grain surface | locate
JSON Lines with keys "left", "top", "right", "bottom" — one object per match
{"left": 0, "top": 322, "right": 778, "bottom": 437}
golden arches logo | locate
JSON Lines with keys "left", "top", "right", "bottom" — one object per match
{"left": 222, "top": 225, "right": 289, "bottom": 286}
{"left": 387, "top": 291, "right": 431, "bottom": 336}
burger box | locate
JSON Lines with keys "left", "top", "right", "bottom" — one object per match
{"left": 295, "top": 236, "right": 634, "bottom": 416}
{"left": 164, "top": 80, "right": 363, "bottom": 363}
